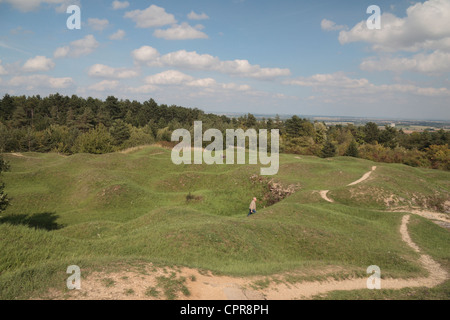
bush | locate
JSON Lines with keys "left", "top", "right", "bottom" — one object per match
{"left": 122, "top": 127, "right": 155, "bottom": 149}
{"left": 358, "top": 143, "right": 432, "bottom": 168}
{"left": 73, "top": 125, "right": 114, "bottom": 154}
{"left": 426, "top": 145, "right": 450, "bottom": 170}
{"left": 157, "top": 128, "right": 172, "bottom": 142}
{"left": 284, "top": 136, "right": 321, "bottom": 156}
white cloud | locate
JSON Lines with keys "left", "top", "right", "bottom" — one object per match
{"left": 88, "top": 18, "right": 109, "bottom": 31}
{"left": 53, "top": 46, "right": 70, "bottom": 59}
{"left": 186, "top": 78, "right": 217, "bottom": 87}
{"left": 9, "top": 74, "right": 74, "bottom": 89}
{"left": 321, "top": 19, "right": 347, "bottom": 31}
{"left": 338, "top": 0, "right": 450, "bottom": 52}
{"left": 22, "top": 56, "right": 55, "bottom": 72}
{"left": 54, "top": 35, "right": 99, "bottom": 58}
{"left": 109, "top": 29, "right": 126, "bottom": 40}
{"left": 154, "top": 23, "right": 208, "bottom": 40}
{"left": 112, "top": 0, "right": 129, "bottom": 10}
{"left": 360, "top": 50, "right": 450, "bottom": 74}
{"left": 284, "top": 72, "right": 450, "bottom": 97}
{"left": 131, "top": 46, "right": 161, "bottom": 64}
{"left": 88, "top": 64, "right": 138, "bottom": 79}
{"left": 135, "top": 70, "right": 254, "bottom": 102}
{"left": 89, "top": 80, "right": 119, "bottom": 91}
{"left": 142, "top": 70, "right": 252, "bottom": 93}
{"left": 124, "top": 5, "right": 177, "bottom": 28}
{"left": 132, "top": 46, "right": 291, "bottom": 80}
{"left": 158, "top": 49, "right": 217, "bottom": 69}
{"left": 220, "top": 83, "right": 251, "bottom": 91}
{"left": 219, "top": 59, "right": 291, "bottom": 79}
{"left": 284, "top": 72, "right": 370, "bottom": 89}
{"left": 336, "top": 0, "right": 450, "bottom": 76}
{"left": 145, "top": 70, "right": 194, "bottom": 85}
{"left": 48, "top": 77, "right": 74, "bottom": 88}
{"left": 187, "top": 11, "right": 209, "bottom": 20}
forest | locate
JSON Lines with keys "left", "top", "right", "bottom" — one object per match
{"left": 0, "top": 93, "right": 449, "bottom": 170}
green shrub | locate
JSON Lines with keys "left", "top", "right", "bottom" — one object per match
{"left": 73, "top": 124, "right": 114, "bottom": 154}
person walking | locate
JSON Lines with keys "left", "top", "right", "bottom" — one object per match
{"left": 248, "top": 197, "right": 257, "bottom": 217}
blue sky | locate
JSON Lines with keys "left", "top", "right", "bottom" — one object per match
{"left": 0, "top": 0, "right": 449, "bottom": 119}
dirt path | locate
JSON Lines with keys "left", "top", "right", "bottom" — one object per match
{"left": 319, "top": 166, "right": 377, "bottom": 203}
{"left": 319, "top": 190, "right": 334, "bottom": 203}
{"left": 50, "top": 213, "right": 447, "bottom": 300}
{"left": 347, "top": 166, "right": 377, "bottom": 186}
{"left": 10, "top": 152, "right": 25, "bottom": 157}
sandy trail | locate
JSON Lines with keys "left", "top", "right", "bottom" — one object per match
{"left": 347, "top": 166, "right": 377, "bottom": 186}
{"left": 319, "top": 190, "right": 334, "bottom": 203}
{"left": 319, "top": 166, "right": 377, "bottom": 203}
{"left": 10, "top": 153, "right": 25, "bottom": 157}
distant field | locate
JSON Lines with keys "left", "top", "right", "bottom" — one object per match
{"left": 396, "top": 125, "right": 450, "bottom": 133}
{"left": 0, "top": 146, "right": 449, "bottom": 299}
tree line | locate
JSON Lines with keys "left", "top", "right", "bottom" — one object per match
{"left": 0, "top": 93, "right": 449, "bottom": 171}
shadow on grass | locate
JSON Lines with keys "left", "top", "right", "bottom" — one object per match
{"left": 0, "top": 212, "right": 63, "bottom": 231}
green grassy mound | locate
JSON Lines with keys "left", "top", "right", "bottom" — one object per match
{"left": 0, "top": 146, "right": 449, "bottom": 299}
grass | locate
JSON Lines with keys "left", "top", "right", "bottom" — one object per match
{"left": 0, "top": 146, "right": 449, "bottom": 300}
{"left": 101, "top": 278, "right": 116, "bottom": 288}
{"left": 124, "top": 288, "right": 134, "bottom": 296}
{"left": 313, "top": 214, "right": 450, "bottom": 300}
{"left": 156, "top": 273, "right": 190, "bottom": 300}
{"left": 145, "top": 286, "right": 160, "bottom": 298}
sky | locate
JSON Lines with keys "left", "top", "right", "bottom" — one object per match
{"left": 0, "top": 0, "right": 449, "bottom": 120}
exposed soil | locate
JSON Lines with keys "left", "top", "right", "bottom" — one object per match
{"left": 319, "top": 167, "right": 377, "bottom": 203}
{"left": 347, "top": 166, "right": 377, "bottom": 186}
{"left": 10, "top": 153, "right": 25, "bottom": 157}
{"left": 319, "top": 190, "right": 334, "bottom": 203}
{"left": 250, "top": 175, "right": 300, "bottom": 206}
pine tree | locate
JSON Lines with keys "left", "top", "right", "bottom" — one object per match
{"left": 12, "top": 105, "right": 30, "bottom": 127}
{"left": 0, "top": 94, "right": 15, "bottom": 121}
{"left": 321, "top": 140, "right": 337, "bottom": 158}
{"left": 344, "top": 140, "right": 359, "bottom": 157}
{"left": 364, "top": 122, "right": 380, "bottom": 144}
{"left": 66, "top": 108, "right": 77, "bottom": 128}
{"left": 110, "top": 119, "right": 131, "bottom": 146}
{"left": 97, "top": 105, "right": 111, "bottom": 127}
{"left": 245, "top": 113, "right": 257, "bottom": 128}
{"left": 105, "top": 96, "right": 121, "bottom": 120}
{"left": 76, "top": 107, "right": 95, "bottom": 132}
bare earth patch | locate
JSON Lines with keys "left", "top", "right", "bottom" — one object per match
{"left": 10, "top": 153, "right": 25, "bottom": 157}
{"left": 319, "top": 190, "right": 334, "bottom": 203}
{"left": 319, "top": 167, "right": 377, "bottom": 203}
